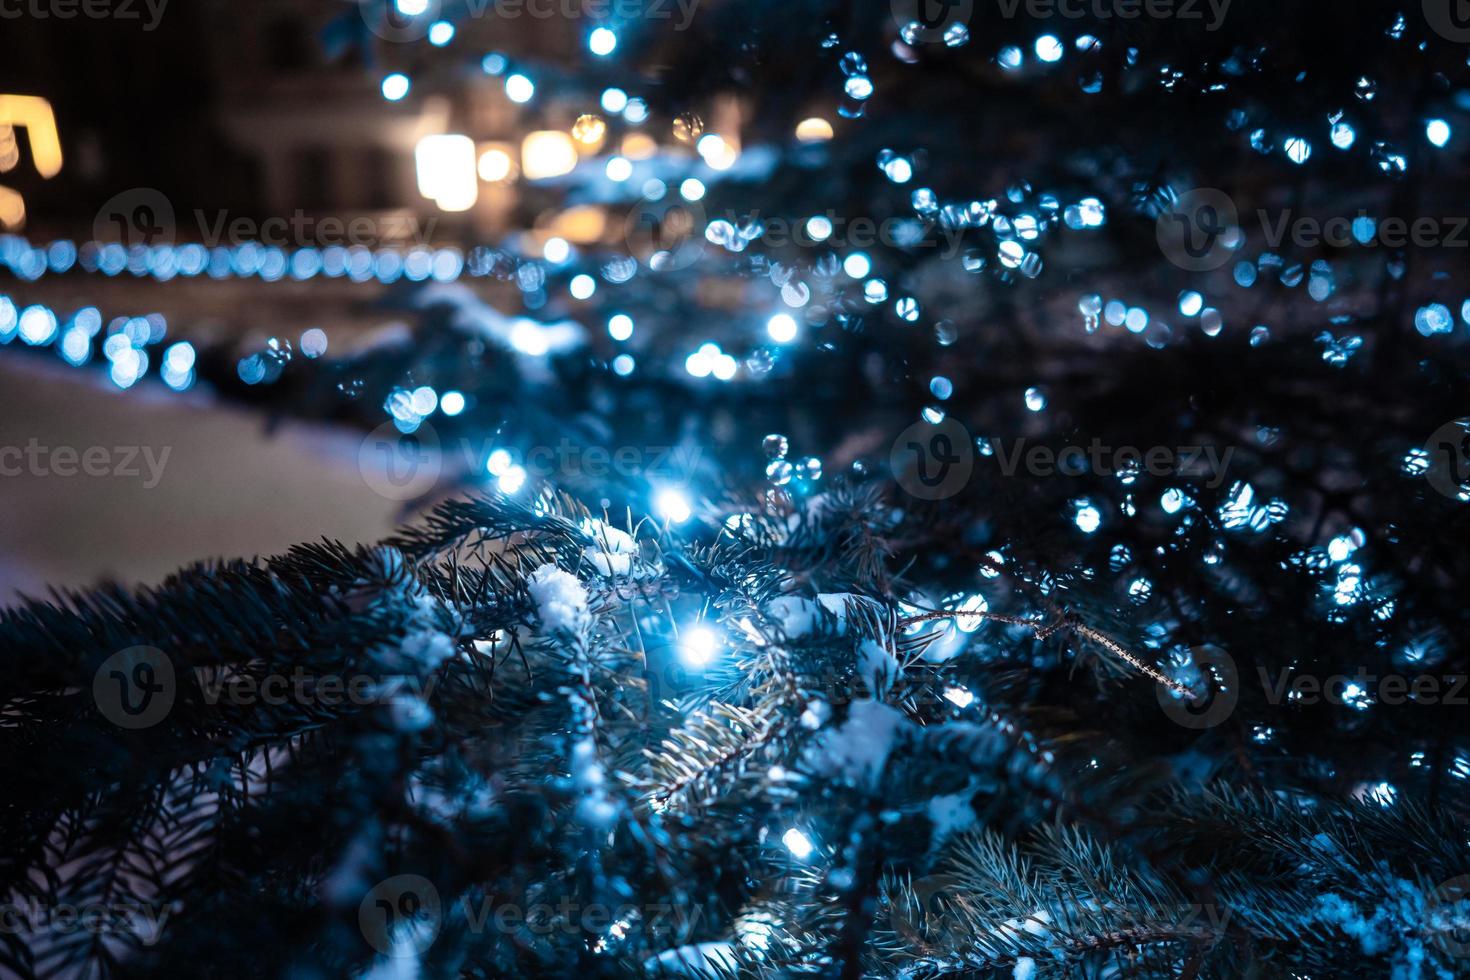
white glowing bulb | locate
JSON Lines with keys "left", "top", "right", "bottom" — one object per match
{"left": 498, "top": 465, "right": 527, "bottom": 494}
{"left": 486, "top": 448, "right": 513, "bottom": 477}
{"left": 943, "top": 686, "right": 975, "bottom": 708}
{"left": 685, "top": 350, "right": 713, "bottom": 378}
{"left": 767, "top": 313, "right": 798, "bottom": 343}
{"left": 782, "top": 828, "right": 814, "bottom": 859}
{"left": 414, "top": 134, "right": 478, "bottom": 212}
{"left": 588, "top": 27, "right": 617, "bottom": 56}
{"left": 601, "top": 88, "right": 628, "bottom": 112}
{"left": 697, "top": 134, "right": 738, "bottom": 171}
{"left": 381, "top": 74, "right": 410, "bottom": 102}
{"left": 570, "top": 274, "right": 596, "bottom": 300}
{"left": 605, "top": 156, "right": 633, "bottom": 182}
{"left": 680, "top": 626, "right": 719, "bottom": 667}
{"left": 510, "top": 319, "right": 549, "bottom": 356}
{"left": 505, "top": 73, "right": 535, "bottom": 103}
{"left": 656, "top": 488, "right": 693, "bottom": 524}
{"left": 440, "top": 391, "right": 466, "bottom": 416}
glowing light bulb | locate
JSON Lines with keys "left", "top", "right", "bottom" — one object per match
{"left": 605, "top": 156, "right": 632, "bottom": 182}
{"left": 478, "top": 147, "right": 513, "bottom": 182}
{"left": 498, "top": 465, "right": 527, "bottom": 494}
{"left": 588, "top": 27, "right": 617, "bottom": 56}
{"left": 656, "top": 487, "right": 692, "bottom": 524}
{"left": 601, "top": 88, "right": 628, "bottom": 112}
{"left": 680, "top": 626, "right": 719, "bottom": 667}
{"left": 505, "top": 74, "right": 534, "bottom": 103}
{"left": 782, "top": 828, "right": 814, "bottom": 859}
{"left": 381, "top": 74, "right": 411, "bottom": 102}
{"left": 440, "top": 391, "right": 466, "bottom": 416}
{"left": 414, "top": 134, "right": 478, "bottom": 211}
{"left": 486, "top": 448, "right": 513, "bottom": 476}
{"left": 767, "top": 313, "right": 797, "bottom": 343}
{"left": 944, "top": 686, "right": 975, "bottom": 708}
{"left": 795, "top": 117, "right": 833, "bottom": 142}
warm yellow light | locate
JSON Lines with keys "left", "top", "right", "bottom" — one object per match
{"left": 415, "top": 134, "right": 479, "bottom": 212}
{"left": 0, "top": 125, "right": 18, "bottom": 173}
{"left": 571, "top": 114, "right": 607, "bottom": 147}
{"left": 521, "top": 130, "right": 578, "bottom": 181}
{"left": 0, "top": 186, "right": 24, "bottom": 229}
{"left": 0, "top": 95, "right": 62, "bottom": 177}
{"left": 795, "top": 117, "right": 834, "bottom": 143}
{"left": 478, "top": 147, "right": 514, "bottom": 182}
{"left": 546, "top": 205, "right": 607, "bottom": 244}
{"left": 621, "top": 133, "right": 658, "bottom": 160}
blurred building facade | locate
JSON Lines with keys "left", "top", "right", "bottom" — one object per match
{"left": 1, "top": 0, "right": 594, "bottom": 243}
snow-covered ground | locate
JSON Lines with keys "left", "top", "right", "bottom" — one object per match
{"left": 0, "top": 355, "right": 401, "bottom": 602}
